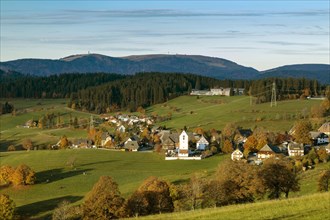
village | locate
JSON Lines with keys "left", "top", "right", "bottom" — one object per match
{"left": 46, "top": 111, "right": 330, "bottom": 165}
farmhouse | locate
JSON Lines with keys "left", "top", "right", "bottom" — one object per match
{"left": 310, "top": 131, "right": 329, "bottom": 145}
{"left": 235, "top": 129, "right": 253, "bottom": 144}
{"left": 257, "top": 144, "right": 276, "bottom": 160}
{"left": 190, "top": 87, "right": 233, "bottom": 96}
{"left": 196, "top": 135, "right": 209, "bottom": 150}
{"left": 287, "top": 142, "right": 304, "bottom": 157}
{"left": 231, "top": 148, "right": 244, "bottom": 161}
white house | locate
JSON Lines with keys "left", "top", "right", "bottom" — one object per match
{"left": 196, "top": 135, "right": 209, "bottom": 150}
{"left": 117, "top": 125, "right": 126, "bottom": 133}
{"left": 287, "top": 142, "right": 304, "bottom": 157}
{"left": 178, "top": 130, "right": 189, "bottom": 158}
{"left": 231, "top": 149, "right": 244, "bottom": 161}
{"left": 310, "top": 132, "right": 329, "bottom": 145}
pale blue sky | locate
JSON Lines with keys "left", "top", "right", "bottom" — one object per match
{"left": 1, "top": 0, "right": 329, "bottom": 70}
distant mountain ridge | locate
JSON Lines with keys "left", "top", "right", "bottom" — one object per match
{"left": 0, "top": 54, "right": 329, "bottom": 83}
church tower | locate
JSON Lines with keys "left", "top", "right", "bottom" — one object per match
{"left": 178, "top": 130, "right": 189, "bottom": 157}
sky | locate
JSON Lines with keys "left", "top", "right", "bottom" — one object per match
{"left": 0, "top": 0, "right": 329, "bottom": 70}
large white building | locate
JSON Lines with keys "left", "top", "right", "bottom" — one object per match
{"left": 178, "top": 130, "right": 189, "bottom": 157}
{"left": 190, "top": 88, "right": 233, "bottom": 96}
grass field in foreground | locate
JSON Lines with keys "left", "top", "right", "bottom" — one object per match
{"left": 147, "top": 95, "right": 324, "bottom": 131}
{"left": 0, "top": 149, "right": 226, "bottom": 218}
{"left": 136, "top": 192, "right": 330, "bottom": 220}
{"left": 0, "top": 149, "right": 329, "bottom": 219}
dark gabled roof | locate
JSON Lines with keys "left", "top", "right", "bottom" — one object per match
{"left": 163, "top": 138, "right": 175, "bottom": 145}
{"left": 237, "top": 129, "right": 253, "bottom": 137}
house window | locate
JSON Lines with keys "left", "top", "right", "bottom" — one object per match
{"left": 183, "top": 135, "right": 185, "bottom": 141}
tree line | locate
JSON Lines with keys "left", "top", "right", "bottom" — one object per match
{"left": 69, "top": 72, "right": 326, "bottom": 113}
{"left": 1, "top": 70, "right": 327, "bottom": 114}
{"left": 0, "top": 72, "right": 125, "bottom": 98}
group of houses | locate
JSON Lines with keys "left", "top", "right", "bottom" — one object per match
{"left": 231, "top": 122, "right": 330, "bottom": 164}
{"left": 190, "top": 88, "right": 244, "bottom": 96}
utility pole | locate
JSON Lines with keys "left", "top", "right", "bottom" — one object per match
{"left": 271, "top": 82, "right": 277, "bottom": 107}
{"left": 90, "top": 115, "right": 94, "bottom": 129}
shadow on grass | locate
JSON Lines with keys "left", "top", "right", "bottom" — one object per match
{"left": 79, "top": 159, "right": 119, "bottom": 167}
{"left": 36, "top": 167, "right": 93, "bottom": 184}
{"left": 17, "top": 195, "right": 83, "bottom": 219}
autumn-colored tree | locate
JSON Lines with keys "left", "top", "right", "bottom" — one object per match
{"left": 222, "top": 139, "right": 233, "bottom": 154}
{"left": 0, "top": 165, "right": 15, "bottom": 185}
{"left": 0, "top": 194, "right": 15, "bottom": 220}
{"left": 7, "top": 145, "right": 16, "bottom": 151}
{"left": 209, "top": 161, "right": 264, "bottom": 206}
{"left": 52, "top": 200, "right": 82, "bottom": 220}
{"left": 292, "top": 121, "right": 312, "bottom": 145}
{"left": 94, "top": 130, "right": 102, "bottom": 147}
{"left": 152, "top": 134, "right": 161, "bottom": 144}
{"left": 243, "top": 135, "right": 258, "bottom": 153}
{"left": 141, "top": 128, "right": 150, "bottom": 139}
{"left": 137, "top": 106, "right": 146, "bottom": 114}
{"left": 11, "top": 164, "right": 36, "bottom": 186}
{"left": 318, "top": 169, "right": 330, "bottom": 192}
{"left": 258, "top": 159, "right": 300, "bottom": 199}
{"left": 222, "top": 123, "right": 238, "bottom": 141}
{"left": 22, "top": 138, "right": 33, "bottom": 151}
{"left": 126, "top": 191, "right": 149, "bottom": 217}
{"left": 59, "top": 135, "right": 69, "bottom": 149}
{"left": 83, "top": 176, "right": 125, "bottom": 219}
{"left": 127, "top": 176, "right": 173, "bottom": 217}
{"left": 256, "top": 134, "right": 268, "bottom": 151}
{"left": 310, "top": 106, "right": 325, "bottom": 118}
{"left": 87, "top": 128, "right": 97, "bottom": 142}
{"left": 193, "top": 127, "right": 204, "bottom": 135}
{"left": 317, "top": 148, "right": 329, "bottom": 163}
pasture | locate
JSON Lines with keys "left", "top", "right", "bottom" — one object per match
{"left": 0, "top": 149, "right": 329, "bottom": 219}
{"left": 137, "top": 192, "right": 330, "bottom": 220}
{"left": 147, "top": 95, "right": 323, "bottom": 131}
{"left": 0, "top": 149, "right": 226, "bottom": 218}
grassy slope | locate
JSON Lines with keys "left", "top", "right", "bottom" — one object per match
{"left": 0, "top": 96, "right": 324, "bottom": 151}
{"left": 147, "top": 95, "right": 323, "bottom": 131}
{"left": 137, "top": 192, "right": 330, "bottom": 220}
{"left": 0, "top": 99, "right": 96, "bottom": 151}
{"left": 0, "top": 149, "right": 226, "bottom": 218}
{"left": 0, "top": 149, "right": 329, "bottom": 219}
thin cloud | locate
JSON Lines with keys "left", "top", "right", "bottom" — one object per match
{"left": 260, "top": 41, "right": 319, "bottom": 46}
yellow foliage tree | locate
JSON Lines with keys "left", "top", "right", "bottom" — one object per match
{"left": 0, "top": 165, "right": 15, "bottom": 185}
{"left": 0, "top": 194, "right": 16, "bottom": 220}
{"left": 11, "top": 164, "right": 36, "bottom": 186}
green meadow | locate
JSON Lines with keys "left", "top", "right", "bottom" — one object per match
{"left": 137, "top": 192, "right": 330, "bottom": 220}
{"left": 0, "top": 96, "right": 323, "bottom": 152}
{"left": 0, "top": 149, "right": 226, "bottom": 218}
{"left": 0, "top": 97, "right": 328, "bottom": 219}
{"left": 147, "top": 95, "right": 323, "bottom": 131}
{"left": 0, "top": 149, "right": 328, "bottom": 219}
{"left": 0, "top": 98, "right": 96, "bottom": 151}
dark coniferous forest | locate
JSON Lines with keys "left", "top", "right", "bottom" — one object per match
{"left": 0, "top": 70, "right": 325, "bottom": 113}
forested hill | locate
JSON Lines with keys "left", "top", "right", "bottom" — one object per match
{"left": 69, "top": 72, "right": 239, "bottom": 113}
{"left": 0, "top": 72, "right": 125, "bottom": 98}
{"left": 0, "top": 53, "right": 259, "bottom": 79}
{"left": 69, "top": 72, "right": 323, "bottom": 113}
{"left": 259, "top": 64, "right": 330, "bottom": 84}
